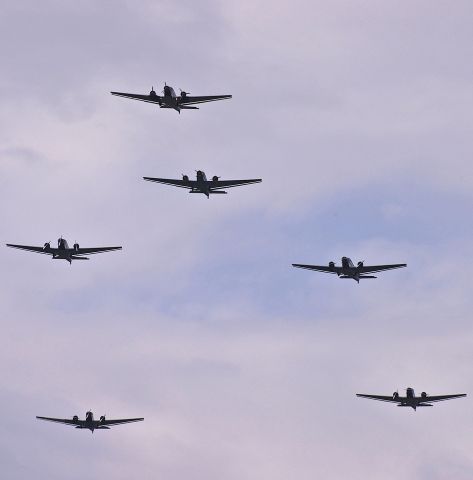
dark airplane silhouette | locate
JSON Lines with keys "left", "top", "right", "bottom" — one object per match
{"left": 6, "top": 237, "right": 121, "bottom": 264}
{"left": 143, "top": 170, "right": 262, "bottom": 198}
{"left": 357, "top": 388, "right": 466, "bottom": 411}
{"left": 111, "top": 84, "right": 231, "bottom": 113}
{"left": 292, "top": 257, "right": 406, "bottom": 283}
{"left": 36, "top": 411, "right": 144, "bottom": 433}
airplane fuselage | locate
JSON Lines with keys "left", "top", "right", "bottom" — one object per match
{"left": 75, "top": 411, "right": 108, "bottom": 433}
{"left": 395, "top": 388, "right": 431, "bottom": 411}
{"left": 46, "top": 238, "right": 78, "bottom": 264}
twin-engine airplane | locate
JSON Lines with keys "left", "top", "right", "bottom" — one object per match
{"left": 357, "top": 388, "right": 466, "bottom": 411}
{"left": 6, "top": 238, "right": 122, "bottom": 264}
{"left": 144, "top": 170, "right": 262, "bottom": 198}
{"left": 36, "top": 411, "right": 144, "bottom": 433}
{"left": 292, "top": 257, "right": 406, "bottom": 283}
{"left": 111, "top": 84, "right": 232, "bottom": 113}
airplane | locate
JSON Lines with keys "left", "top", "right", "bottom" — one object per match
{"left": 357, "top": 388, "right": 466, "bottom": 411}
{"left": 292, "top": 257, "right": 406, "bottom": 283}
{"left": 111, "top": 83, "right": 232, "bottom": 113}
{"left": 143, "top": 170, "right": 262, "bottom": 198}
{"left": 6, "top": 237, "right": 122, "bottom": 264}
{"left": 36, "top": 411, "right": 144, "bottom": 433}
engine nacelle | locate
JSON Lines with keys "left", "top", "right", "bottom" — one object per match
{"left": 357, "top": 261, "right": 364, "bottom": 268}
{"left": 180, "top": 91, "right": 188, "bottom": 99}
{"left": 73, "top": 243, "right": 79, "bottom": 252}
{"left": 73, "top": 415, "right": 79, "bottom": 422}
{"left": 392, "top": 391, "right": 399, "bottom": 399}
{"left": 100, "top": 415, "right": 106, "bottom": 423}
{"left": 149, "top": 88, "right": 157, "bottom": 97}
{"left": 421, "top": 392, "right": 427, "bottom": 398}
{"left": 182, "top": 175, "right": 189, "bottom": 182}
{"left": 328, "top": 261, "right": 335, "bottom": 270}
{"left": 212, "top": 175, "right": 219, "bottom": 182}
{"left": 43, "top": 242, "right": 51, "bottom": 251}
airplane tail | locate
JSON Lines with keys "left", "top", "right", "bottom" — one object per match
{"left": 339, "top": 275, "right": 377, "bottom": 279}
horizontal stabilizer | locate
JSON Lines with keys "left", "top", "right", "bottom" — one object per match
{"left": 179, "top": 105, "right": 199, "bottom": 110}
{"left": 96, "top": 426, "right": 111, "bottom": 429}
{"left": 417, "top": 403, "right": 433, "bottom": 407}
{"left": 339, "top": 275, "right": 377, "bottom": 279}
{"left": 209, "top": 191, "right": 228, "bottom": 194}
{"left": 71, "top": 256, "right": 89, "bottom": 260}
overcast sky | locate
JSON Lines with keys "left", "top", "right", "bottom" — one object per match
{"left": 1, "top": 1, "right": 473, "bottom": 479}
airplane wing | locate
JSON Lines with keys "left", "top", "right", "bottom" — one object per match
{"left": 211, "top": 179, "right": 262, "bottom": 190}
{"left": 73, "top": 246, "right": 122, "bottom": 256}
{"left": 292, "top": 264, "right": 340, "bottom": 275}
{"left": 180, "top": 95, "right": 232, "bottom": 105}
{"left": 143, "top": 177, "right": 195, "bottom": 189}
{"left": 356, "top": 394, "right": 402, "bottom": 403}
{"left": 359, "top": 263, "right": 407, "bottom": 274}
{"left": 101, "top": 417, "right": 144, "bottom": 426}
{"left": 111, "top": 91, "right": 162, "bottom": 104}
{"left": 6, "top": 244, "right": 54, "bottom": 255}
{"left": 36, "top": 416, "right": 80, "bottom": 426}
{"left": 423, "top": 394, "right": 466, "bottom": 403}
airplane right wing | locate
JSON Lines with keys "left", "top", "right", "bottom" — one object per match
{"left": 36, "top": 416, "right": 80, "bottom": 426}
{"left": 180, "top": 95, "right": 232, "bottom": 105}
{"left": 292, "top": 264, "right": 340, "bottom": 274}
{"left": 101, "top": 417, "right": 144, "bottom": 426}
{"left": 423, "top": 394, "right": 467, "bottom": 403}
{"left": 143, "top": 177, "right": 196, "bottom": 189}
{"left": 74, "top": 246, "right": 122, "bottom": 256}
{"left": 211, "top": 179, "right": 262, "bottom": 190}
{"left": 359, "top": 264, "right": 407, "bottom": 274}
{"left": 6, "top": 244, "right": 54, "bottom": 255}
{"left": 356, "top": 394, "right": 402, "bottom": 403}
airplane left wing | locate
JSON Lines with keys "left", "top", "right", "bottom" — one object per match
{"left": 180, "top": 95, "right": 232, "bottom": 105}
{"left": 143, "top": 177, "right": 195, "bottom": 189}
{"left": 36, "top": 416, "right": 79, "bottom": 426}
{"left": 211, "top": 179, "right": 262, "bottom": 189}
{"left": 74, "top": 246, "right": 122, "bottom": 256}
{"left": 101, "top": 417, "right": 144, "bottom": 426}
{"left": 356, "top": 394, "right": 402, "bottom": 403}
{"left": 292, "top": 264, "right": 339, "bottom": 274}
{"left": 359, "top": 264, "right": 407, "bottom": 274}
{"left": 111, "top": 92, "right": 162, "bottom": 104}
{"left": 6, "top": 244, "right": 53, "bottom": 255}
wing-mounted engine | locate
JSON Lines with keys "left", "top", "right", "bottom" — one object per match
{"left": 328, "top": 261, "right": 335, "bottom": 271}
{"left": 100, "top": 415, "right": 106, "bottom": 424}
{"left": 182, "top": 174, "right": 189, "bottom": 183}
{"left": 72, "top": 415, "right": 79, "bottom": 423}
{"left": 421, "top": 392, "right": 427, "bottom": 398}
{"left": 392, "top": 391, "right": 399, "bottom": 399}
{"left": 179, "top": 89, "right": 189, "bottom": 100}
{"left": 43, "top": 242, "right": 51, "bottom": 251}
{"left": 73, "top": 243, "right": 79, "bottom": 252}
{"left": 212, "top": 175, "right": 220, "bottom": 183}
{"left": 357, "top": 261, "right": 364, "bottom": 268}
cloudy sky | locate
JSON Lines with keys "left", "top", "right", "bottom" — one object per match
{"left": 1, "top": 1, "right": 473, "bottom": 479}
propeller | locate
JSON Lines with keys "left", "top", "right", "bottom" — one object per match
{"left": 179, "top": 88, "right": 190, "bottom": 97}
